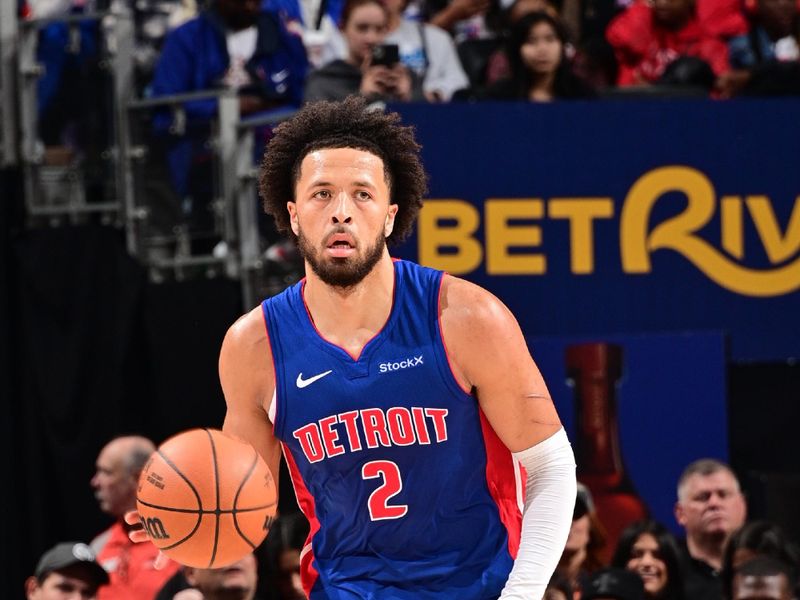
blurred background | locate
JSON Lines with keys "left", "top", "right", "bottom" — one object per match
{"left": 1, "top": 0, "right": 799, "bottom": 597}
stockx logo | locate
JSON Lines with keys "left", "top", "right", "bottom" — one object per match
{"left": 378, "top": 355, "right": 424, "bottom": 374}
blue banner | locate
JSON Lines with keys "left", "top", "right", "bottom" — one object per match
{"left": 391, "top": 100, "right": 800, "bottom": 361}
{"left": 530, "top": 332, "right": 727, "bottom": 539}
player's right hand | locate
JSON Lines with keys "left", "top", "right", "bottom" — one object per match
{"left": 124, "top": 510, "right": 151, "bottom": 543}
{"left": 124, "top": 510, "right": 173, "bottom": 569}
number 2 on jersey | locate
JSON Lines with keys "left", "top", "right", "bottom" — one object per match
{"left": 361, "top": 460, "right": 408, "bottom": 521}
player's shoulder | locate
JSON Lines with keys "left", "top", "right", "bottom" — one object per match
{"left": 221, "top": 305, "right": 272, "bottom": 364}
{"left": 439, "top": 274, "right": 516, "bottom": 332}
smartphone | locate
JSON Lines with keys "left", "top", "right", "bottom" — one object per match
{"left": 370, "top": 44, "right": 400, "bottom": 67}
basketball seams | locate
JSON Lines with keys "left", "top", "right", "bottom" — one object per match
{"left": 137, "top": 498, "right": 277, "bottom": 514}
{"left": 139, "top": 449, "right": 205, "bottom": 552}
{"left": 232, "top": 449, "right": 262, "bottom": 549}
{"left": 158, "top": 514, "right": 207, "bottom": 552}
{"left": 154, "top": 449, "right": 204, "bottom": 511}
{"left": 137, "top": 428, "right": 277, "bottom": 568}
{"left": 205, "top": 429, "right": 222, "bottom": 568}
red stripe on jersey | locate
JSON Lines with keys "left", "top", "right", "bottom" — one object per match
{"left": 479, "top": 410, "right": 523, "bottom": 559}
{"left": 282, "top": 442, "right": 321, "bottom": 597}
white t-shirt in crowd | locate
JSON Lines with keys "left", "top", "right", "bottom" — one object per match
{"left": 224, "top": 26, "right": 258, "bottom": 88}
{"left": 385, "top": 20, "right": 469, "bottom": 100}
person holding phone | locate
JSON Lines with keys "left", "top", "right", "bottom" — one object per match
{"left": 304, "top": 0, "right": 426, "bottom": 102}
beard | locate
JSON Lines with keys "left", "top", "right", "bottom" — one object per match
{"left": 297, "top": 225, "right": 386, "bottom": 289}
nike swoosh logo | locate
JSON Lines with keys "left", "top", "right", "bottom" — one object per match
{"left": 296, "top": 370, "right": 333, "bottom": 388}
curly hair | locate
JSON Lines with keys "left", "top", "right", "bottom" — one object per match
{"left": 258, "top": 97, "right": 427, "bottom": 246}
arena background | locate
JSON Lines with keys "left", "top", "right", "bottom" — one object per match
{"left": 2, "top": 70, "right": 800, "bottom": 600}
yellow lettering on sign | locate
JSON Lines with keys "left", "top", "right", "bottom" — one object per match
{"left": 746, "top": 195, "right": 800, "bottom": 264}
{"left": 720, "top": 196, "right": 743, "bottom": 259}
{"left": 485, "top": 199, "right": 545, "bottom": 275}
{"left": 620, "top": 166, "right": 800, "bottom": 297}
{"left": 418, "top": 200, "right": 482, "bottom": 274}
{"left": 549, "top": 198, "right": 614, "bottom": 274}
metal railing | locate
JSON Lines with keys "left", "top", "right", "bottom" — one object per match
{"left": 0, "top": 0, "right": 19, "bottom": 167}
{"left": 17, "top": 8, "right": 135, "bottom": 225}
{"left": 5, "top": 6, "right": 300, "bottom": 308}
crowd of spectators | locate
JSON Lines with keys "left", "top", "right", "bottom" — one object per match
{"left": 12, "top": 0, "right": 799, "bottom": 260}
{"left": 136, "top": 0, "right": 800, "bottom": 100}
{"left": 23, "top": 434, "right": 800, "bottom": 600}
{"left": 18, "top": 0, "right": 800, "bottom": 118}
{"left": 25, "top": 434, "right": 307, "bottom": 600}
{"left": 538, "top": 458, "right": 800, "bottom": 600}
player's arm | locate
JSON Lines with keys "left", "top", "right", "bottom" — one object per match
{"left": 440, "top": 275, "right": 576, "bottom": 600}
{"left": 127, "top": 308, "right": 280, "bottom": 549}
{"left": 219, "top": 307, "right": 282, "bottom": 496}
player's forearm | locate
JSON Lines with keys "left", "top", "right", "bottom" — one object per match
{"left": 500, "top": 428, "right": 576, "bottom": 600}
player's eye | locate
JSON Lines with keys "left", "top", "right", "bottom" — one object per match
{"left": 313, "top": 190, "right": 331, "bottom": 200}
{"left": 356, "top": 191, "right": 372, "bottom": 201}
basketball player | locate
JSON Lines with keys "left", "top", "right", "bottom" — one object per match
{"left": 135, "top": 97, "right": 577, "bottom": 598}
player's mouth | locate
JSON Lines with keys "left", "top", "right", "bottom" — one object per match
{"left": 326, "top": 233, "right": 356, "bottom": 258}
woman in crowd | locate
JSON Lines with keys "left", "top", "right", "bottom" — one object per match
{"left": 304, "top": 0, "right": 424, "bottom": 102}
{"left": 611, "top": 520, "right": 686, "bottom": 600}
{"left": 484, "top": 11, "right": 595, "bottom": 100}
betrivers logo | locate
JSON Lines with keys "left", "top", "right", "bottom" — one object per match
{"left": 379, "top": 355, "right": 424, "bottom": 373}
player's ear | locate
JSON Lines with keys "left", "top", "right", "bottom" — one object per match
{"left": 287, "top": 202, "right": 299, "bottom": 236}
{"left": 385, "top": 204, "right": 398, "bottom": 237}
{"left": 24, "top": 576, "right": 39, "bottom": 595}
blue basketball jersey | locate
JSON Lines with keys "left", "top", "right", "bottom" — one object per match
{"left": 261, "top": 260, "right": 523, "bottom": 600}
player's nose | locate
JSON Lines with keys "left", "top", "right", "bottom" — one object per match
{"left": 331, "top": 192, "right": 353, "bottom": 224}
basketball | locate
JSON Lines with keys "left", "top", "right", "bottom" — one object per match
{"left": 136, "top": 428, "right": 277, "bottom": 568}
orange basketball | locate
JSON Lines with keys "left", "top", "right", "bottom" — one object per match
{"left": 136, "top": 428, "right": 277, "bottom": 568}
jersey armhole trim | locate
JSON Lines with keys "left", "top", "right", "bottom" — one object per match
{"left": 436, "top": 273, "right": 473, "bottom": 396}
{"left": 261, "top": 301, "right": 281, "bottom": 436}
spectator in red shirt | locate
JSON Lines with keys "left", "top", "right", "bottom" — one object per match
{"left": 90, "top": 436, "right": 180, "bottom": 600}
{"left": 606, "top": 0, "right": 746, "bottom": 85}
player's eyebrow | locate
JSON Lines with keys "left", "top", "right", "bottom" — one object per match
{"left": 308, "top": 180, "right": 377, "bottom": 190}
{"left": 308, "top": 180, "right": 333, "bottom": 188}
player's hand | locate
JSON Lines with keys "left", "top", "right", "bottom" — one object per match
{"left": 124, "top": 510, "right": 173, "bottom": 570}
{"left": 124, "top": 510, "right": 150, "bottom": 542}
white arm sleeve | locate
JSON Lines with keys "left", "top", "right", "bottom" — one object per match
{"left": 499, "top": 428, "right": 577, "bottom": 600}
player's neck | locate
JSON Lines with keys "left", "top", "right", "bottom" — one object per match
{"left": 303, "top": 253, "right": 395, "bottom": 354}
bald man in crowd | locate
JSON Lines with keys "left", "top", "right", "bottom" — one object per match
{"left": 675, "top": 458, "right": 748, "bottom": 599}
{"left": 90, "top": 436, "right": 179, "bottom": 600}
